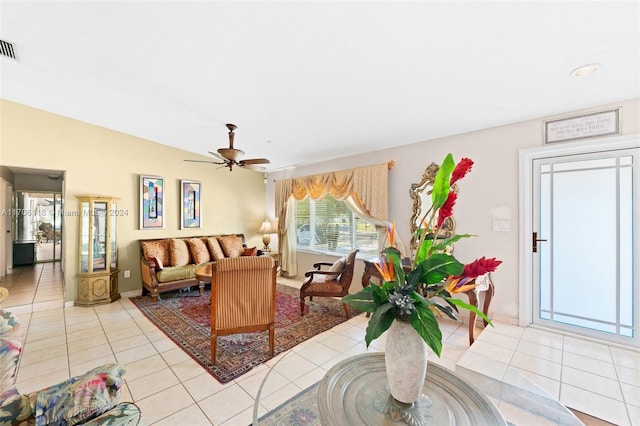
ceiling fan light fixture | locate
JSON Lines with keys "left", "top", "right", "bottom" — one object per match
{"left": 218, "top": 147, "right": 244, "bottom": 161}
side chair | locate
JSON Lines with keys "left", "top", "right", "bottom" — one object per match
{"left": 210, "top": 256, "right": 277, "bottom": 364}
{"left": 299, "top": 249, "right": 359, "bottom": 318}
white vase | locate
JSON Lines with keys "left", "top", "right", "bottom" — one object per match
{"left": 384, "top": 319, "right": 428, "bottom": 404}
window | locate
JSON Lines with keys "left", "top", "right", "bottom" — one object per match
{"left": 295, "top": 195, "right": 379, "bottom": 255}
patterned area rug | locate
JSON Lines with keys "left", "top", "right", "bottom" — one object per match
{"left": 255, "top": 382, "right": 320, "bottom": 425}
{"left": 131, "top": 283, "right": 354, "bottom": 383}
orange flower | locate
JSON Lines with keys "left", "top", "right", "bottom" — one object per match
{"left": 444, "top": 276, "right": 478, "bottom": 294}
{"left": 386, "top": 222, "right": 395, "bottom": 247}
{"left": 374, "top": 258, "right": 394, "bottom": 282}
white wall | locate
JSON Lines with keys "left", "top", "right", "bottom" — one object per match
{"left": 269, "top": 98, "right": 640, "bottom": 323}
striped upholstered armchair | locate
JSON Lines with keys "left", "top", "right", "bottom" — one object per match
{"left": 210, "top": 256, "right": 277, "bottom": 364}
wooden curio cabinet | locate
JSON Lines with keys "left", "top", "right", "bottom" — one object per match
{"left": 75, "top": 196, "right": 121, "bottom": 306}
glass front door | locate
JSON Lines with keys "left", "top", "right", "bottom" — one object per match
{"left": 532, "top": 149, "right": 638, "bottom": 345}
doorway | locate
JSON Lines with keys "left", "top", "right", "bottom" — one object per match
{"left": 14, "top": 191, "right": 63, "bottom": 263}
{"left": 520, "top": 135, "right": 639, "bottom": 348}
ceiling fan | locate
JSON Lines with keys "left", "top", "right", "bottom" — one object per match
{"left": 185, "top": 123, "right": 270, "bottom": 171}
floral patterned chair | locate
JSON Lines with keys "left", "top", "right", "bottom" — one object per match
{"left": 0, "top": 310, "right": 144, "bottom": 425}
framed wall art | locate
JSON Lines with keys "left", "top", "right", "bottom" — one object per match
{"left": 140, "top": 175, "right": 164, "bottom": 229}
{"left": 181, "top": 179, "right": 201, "bottom": 229}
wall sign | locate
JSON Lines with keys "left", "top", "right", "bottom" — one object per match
{"left": 544, "top": 108, "right": 620, "bottom": 144}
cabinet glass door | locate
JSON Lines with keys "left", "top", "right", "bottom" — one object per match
{"left": 80, "top": 201, "right": 90, "bottom": 272}
{"left": 92, "top": 202, "right": 107, "bottom": 271}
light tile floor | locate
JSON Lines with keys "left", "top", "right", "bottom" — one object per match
{"left": 2, "top": 263, "right": 637, "bottom": 425}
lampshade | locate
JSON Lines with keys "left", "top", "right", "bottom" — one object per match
{"left": 259, "top": 219, "right": 277, "bottom": 251}
{"left": 259, "top": 220, "right": 277, "bottom": 234}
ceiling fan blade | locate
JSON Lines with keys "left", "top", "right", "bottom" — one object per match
{"left": 208, "top": 151, "right": 230, "bottom": 162}
{"left": 184, "top": 159, "right": 225, "bottom": 164}
{"left": 240, "top": 158, "right": 270, "bottom": 165}
{"left": 242, "top": 164, "right": 266, "bottom": 172}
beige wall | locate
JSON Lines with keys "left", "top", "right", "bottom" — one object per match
{"left": 271, "top": 98, "right": 640, "bottom": 323}
{"left": 0, "top": 100, "right": 267, "bottom": 302}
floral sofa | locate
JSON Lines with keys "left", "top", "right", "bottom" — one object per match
{"left": 139, "top": 234, "right": 258, "bottom": 302}
{"left": 0, "top": 310, "right": 143, "bottom": 425}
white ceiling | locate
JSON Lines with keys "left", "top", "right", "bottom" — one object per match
{"left": 1, "top": 1, "right": 639, "bottom": 172}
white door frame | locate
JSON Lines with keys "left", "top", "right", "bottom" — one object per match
{"left": 518, "top": 133, "right": 640, "bottom": 328}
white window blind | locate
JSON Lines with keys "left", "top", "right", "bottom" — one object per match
{"left": 295, "top": 195, "right": 378, "bottom": 255}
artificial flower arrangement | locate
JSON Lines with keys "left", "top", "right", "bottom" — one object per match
{"left": 342, "top": 154, "right": 502, "bottom": 356}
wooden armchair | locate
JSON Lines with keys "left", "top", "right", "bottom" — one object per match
{"left": 299, "top": 249, "right": 359, "bottom": 318}
{"left": 210, "top": 256, "right": 277, "bottom": 364}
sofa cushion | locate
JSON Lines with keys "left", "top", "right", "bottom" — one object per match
{"left": 186, "top": 238, "right": 211, "bottom": 264}
{"left": 170, "top": 239, "right": 190, "bottom": 266}
{"left": 206, "top": 237, "right": 226, "bottom": 261}
{"left": 219, "top": 235, "right": 244, "bottom": 258}
{"left": 86, "top": 402, "right": 142, "bottom": 425}
{"left": 141, "top": 240, "right": 170, "bottom": 267}
{"left": 155, "top": 264, "right": 200, "bottom": 283}
{"left": 0, "top": 390, "right": 32, "bottom": 424}
{"left": 0, "top": 311, "right": 23, "bottom": 395}
{"left": 32, "top": 363, "right": 125, "bottom": 426}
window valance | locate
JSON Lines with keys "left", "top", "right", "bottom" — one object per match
{"left": 279, "top": 162, "right": 390, "bottom": 220}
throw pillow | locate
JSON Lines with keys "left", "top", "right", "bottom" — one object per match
{"left": 218, "top": 235, "right": 244, "bottom": 258}
{"left": 32, "top": 363, "right": 125, "bottom": 426}
{"left": 243, "top": 246, "right": 257, "bottom": 256}
{"left": 186, "top": 238, "right": 211, "bottom": 264}
{"left": 169, "top": 239, "right": 190, "bottom": 266}
{"left": 141, "top": 240, "right": 170, "bottom": 267}
{"left": 206, "top": 237, "right": 226, "bottom": 261}
{"left": 152, "top": 257, "right": 164, "bottom": 271}
{"left": 325, "top": 257, "right": 345, "bottom": 281}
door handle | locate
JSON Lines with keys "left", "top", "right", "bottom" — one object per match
{"left": 532, "top": 232, "right": 547, "bottom": 253}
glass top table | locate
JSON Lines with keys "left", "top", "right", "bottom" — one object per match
{"left": 254, "top": 352, "right": 507, "bottom": 425}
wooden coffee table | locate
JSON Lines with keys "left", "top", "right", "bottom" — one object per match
{"left": 195, "top": 263, "right": 213, "bottom": 285}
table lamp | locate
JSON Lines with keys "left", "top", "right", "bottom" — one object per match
{"left": 259, "top": 219, "right": 277, "bottom": 252}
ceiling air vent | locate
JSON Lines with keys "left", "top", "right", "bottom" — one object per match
{"left": 0, "top": 40, "right": 17, "bottom": 60}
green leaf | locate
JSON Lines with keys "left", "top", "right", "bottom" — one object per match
{"left": 417, "top": 253, "right": 463, "bottom": 284}
{"left": 414, "top": 237, "right": 433, "bottom": 265}
{"left": 410, "top": 305, "right": 443, "bottom": 357}
{"left": 433, "top": 303, "right": 457, "bottom": 321}
{"left": 429, "top": 233, "right": 475, "bottom": 252}
{"left": 341, "top": 288, "right": 377, "bottom": 313}
{"left": 370, "top": 282, "right": 392, "bottom": 305}
{"left": 445, "top": 297, "right": 494, "bottom": 327}
{"left": 431, "top": 154, "right": 455, "bottom": 211}
{"left": 365, "top": 303, "right": 395, "bottom": 346}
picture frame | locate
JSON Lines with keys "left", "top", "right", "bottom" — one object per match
{"left": 544, "top": 108, "right": 620, "bottom": 144}
{"left": 140, "top": 175, "right": 164, "bottom": 229}
{"left": 180, "top": 180, "right": 201, "bottom": 229}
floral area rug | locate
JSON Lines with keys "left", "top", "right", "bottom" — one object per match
{"left": 130, "top": 283, "right": 354, "bottom": 383}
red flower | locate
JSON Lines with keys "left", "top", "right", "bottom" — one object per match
{"left": 437, "top": 192, "right": 457, "bottom": 228}
{"left": 451, "top": 158, "right": 474, "bottom": 185}
{"left": 462, "top": 257, "right": 502, "bottom": 278}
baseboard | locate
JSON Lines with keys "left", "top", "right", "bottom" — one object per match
{"left": 121, "top": 290, "right": 142, "bottom": 298}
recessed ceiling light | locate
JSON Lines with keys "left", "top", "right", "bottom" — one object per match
{"left": 570, "top": 63, "right": 601, "bottom": 78}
